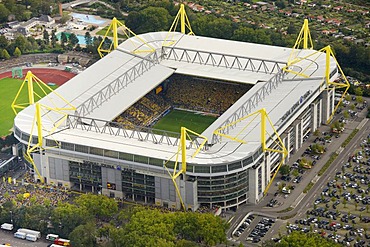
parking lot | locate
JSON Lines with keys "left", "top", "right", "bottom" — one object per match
{"left": 228, "top": 95, "right": 370, "bottom": 246}
{"left": 233, "top": 214, "right": 276, "bottom": 245}
{"left": 0, "top": 230, "right": 49, "bottom": 247}
{"left": 281, "top": 133, "right": 370, "bottom": 247}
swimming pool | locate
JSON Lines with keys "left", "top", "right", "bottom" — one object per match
{"left": 56, "top": 32, "right": 90, "bottom": 45}
{"left": 71, "top": 13, "right": 106, "bottom": 25}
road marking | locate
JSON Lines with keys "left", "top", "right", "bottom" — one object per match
{"left": 228, "top": 216, "right": 235, "bottom": 224}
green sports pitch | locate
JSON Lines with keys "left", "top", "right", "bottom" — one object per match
{"left": 0, "top": 77, "right": 57, "bottom": 136}
{"left": 153, "top": 109, "right": 217, "bottom": 134}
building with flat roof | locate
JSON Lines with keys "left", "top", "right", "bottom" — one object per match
{"left": 13, "top": 31, "right": 339, "bottom": 210}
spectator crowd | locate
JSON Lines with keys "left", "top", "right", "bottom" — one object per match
{"left": 113, "top": 75, "right": 251, "bottom": 128}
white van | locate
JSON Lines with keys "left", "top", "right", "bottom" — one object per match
{"left": 26, "top": 234, "right": 37, "bottom": 242}
{"left": 46, "top": 233, "right": 59, "bottom": 241}
{"left": 14, "top": 231, "right": 26, "bottom": 239}
{"left": 1, "top": 223, "right": 13, "bottom": 231}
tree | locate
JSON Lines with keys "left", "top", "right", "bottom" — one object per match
{"left": 343, "top": 110, "right": 349, "bottom": 119}
{"left": 69, "top": 221, "right": 98, "bottom": 247}
{"left": 131, "top": 7, "right": 171, "bottom": 34}
{"left": 13, "top": 47, "right": 21, "bottom": 57}
{"left": 14, "top": 35, "right": 28, "bottom": 53}
{"left": 279, "top": 165, "right": 290, "bottom": 176}
{"left": 68, "top": 33, "right": 79, "bottom": 48}
{"left": 0, "top": 35, "right": 8, "bottom": 49}
{"left": 60, "top": 12, "right": 70, "bottom": 24}
{"left": 51, "top": 203, "right": 92, "bottom": 238}
{"left": 43, "top": 29, "right": 49, "bottom": 45}
{"left": 60, "top": 32, "right": 68, "bottom": 47}
{"left": 287, "top": 22, "right": 297, "bottom": 35}
{"left": 1, "top": 49, "right": 10, "bottom": 59}
{"left": 50, "top": 29, "right": 57, "bottom": 48}
{"left": 0, "top": 4, "right": 10, "bottom": 23}
{"left": 85, "top": 32, "right": 92, "bottom": 46}
{"left": 74, "top": 194, "right": 118, "bottom": 220}
{"left": 125, "top": 11, "right": 144, "bottom": 32}
{"left": 356, "top": 96, "right": 363, "bottom": 104}
{"left": 354, "top": 87, "right": 363, "bottom": 96}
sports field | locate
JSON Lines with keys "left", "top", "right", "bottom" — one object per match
{"left": 153, "top": 109, "right": 217, "bottom": 134}
{"left": 0, "top": 78, "right": 57, "bottom": 136}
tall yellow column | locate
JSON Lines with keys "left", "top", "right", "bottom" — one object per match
{"left": 35, "top": 103, "right": 43, "bottom": 146}
{"left": 26, "top": 71, "right": 35, "bottom": 105}
{"left": 112, "top": 17, "right": 118, "bottom": 50}
{"left": 180, "top": 4, "right": 185, "bottom": 34}
{"left": 181, "top": 127, "right": 186, "bottom": 173}
{"left": 303, "top": 19, "right": 309, "bottom": 49}
{"left": 260, "top": 108, "right": 266, "bottom": 151}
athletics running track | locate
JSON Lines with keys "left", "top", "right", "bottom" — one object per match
{"left": 0, "top": 68, "right": 76, "bottom": 86}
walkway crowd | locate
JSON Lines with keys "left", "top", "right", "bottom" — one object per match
{"left": 0, "top": 171, "right": 73, "bottom": 208}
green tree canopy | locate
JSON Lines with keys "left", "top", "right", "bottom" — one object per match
{"left": 13, "top": 46, "right": 21, "bottom": 57}
{"left": 279, "top": 165, "right": 290, "bottom": 176}
{"left": 127, "top": 7, "right": 171, "bottom": 33}
{"left": 1, "top": 48, "right": 10, "bottom": 59}
{"left": 75, "top": 194, "right": 118, "bottom": 220}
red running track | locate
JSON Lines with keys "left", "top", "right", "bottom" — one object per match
{"left": 0, "top": 68, "right": 76, "bottom": 86}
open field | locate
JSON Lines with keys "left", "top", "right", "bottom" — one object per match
{"left": 0, "top": 78, "right": 57, "bottom": 136}
{"left": 153, "top": 109, "right": 217, "bottom": 134}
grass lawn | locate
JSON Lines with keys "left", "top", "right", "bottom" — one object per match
{"left": 0, "top": 78, "right": 57, "bottom": 136}
{"left": 153, "top": 109, "right": 217, "bottom": 134}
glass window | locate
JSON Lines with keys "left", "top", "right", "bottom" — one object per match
{"left": 61, "top": 142, "right": 74, "bottom": 151}
{"left": 186, "top": 164, "right": 193, "bottom": 172}
{"left": 243, "top": 156, "right": 253, "bottom": 167}
{"left": 90, "top": 147, "right": 103, "bottom": 156}
{"left": 119, "top": 152, "right": 133, "bottom": 161}
{"left": 149, "top": 158, "right": 163, "bottom": 167}
{"left": 75, "top": 144, "right": 89, "bottom": 153}
{"left": 134, "top": 155, "right": 148, "bottom": 164}
{"left": 104, "top": 150, "right": 118, "bottom": 159}
{"left": 211, "top": 165, "right": 227, "bottom": 173}
{"left": 228, "top": 161, "right": 242, "bottom": 171}
{"left": 194, "top": 166, "right": 210, "bottom": 173}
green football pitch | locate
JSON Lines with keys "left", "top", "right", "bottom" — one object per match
{"left": 153, "top": 109, "right": 217, "bottom": 134}
{"left": 0, "top": 77, "right": 57, "bottom": 136}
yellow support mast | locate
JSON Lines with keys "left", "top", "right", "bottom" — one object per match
{"left": 164, "top": 127, "right": 207, "bottom": 210}
{"left": 97, "top": 17, "right": 155, "bottom": 58}
{"left": 288, "top": 19, "right": 314, "bottom": 66}
{"left": 12, "top": 71, "right": 76, "bottom": 183}
{"left": 26, "top": 102, "right": 75, "bottom": 184}
{"left": 213, "top": 108, "right": 287, "bottom": 195}
{"left": 11, "top": 71, "right": 75, "bottom": 115}
{"left": 283, "top": 45, "right": 350, "bottom": 123}
{"left": 163, "top": 4, "right": 194, "bottom": 46}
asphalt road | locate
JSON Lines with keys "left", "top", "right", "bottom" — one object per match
{"left": 228, "top": 106, "right": 369, "bottom": 246}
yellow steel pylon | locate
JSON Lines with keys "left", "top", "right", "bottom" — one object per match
{"left": 97, "top": 17, "right": 155, "bottom": 58}
{"left": 26, "top": 102, "right": 74, "bottom": 183}
{"left": 163, "top": 4, "right": 194, "bottom": 46}
{"left": 283, "top": 45, "right": 350, "bottom": 123}
{"left": 163, "top": 127, "right": 207, "bottom": 210}
{"left": 12, "top": 71, "right": 76, "bottom": 183}
{"left": 288, "top": 19, "right": 314, "bottom": 66}
{"left": 11, "top": 71, "right": 75, "bottom": 115}
{"left": 213, "top": 108, "right": 287, "bottom": 195}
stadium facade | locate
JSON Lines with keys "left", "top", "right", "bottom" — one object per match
{"left": 13, "top": 31, "right": 338, "bottom": 211}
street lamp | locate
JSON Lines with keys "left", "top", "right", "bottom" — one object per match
{"left": 9, "top": 211, "right": 13, "bottom": 224}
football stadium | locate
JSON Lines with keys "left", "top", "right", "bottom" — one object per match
{"left": 12, "top": 16, "right": 348, "bottom": 211}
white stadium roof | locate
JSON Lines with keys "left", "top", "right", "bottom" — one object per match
{"left": 14, "top": 32, "right": 338, "bottom": 165}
